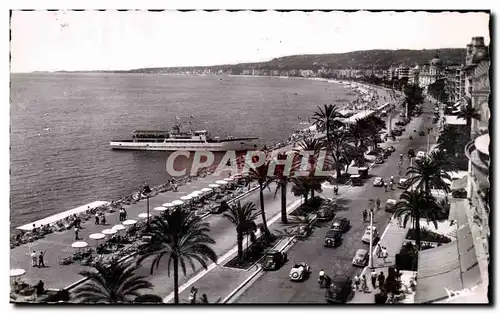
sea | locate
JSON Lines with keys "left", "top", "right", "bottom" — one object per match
{"left": 10, "top": 73, "right": 356, "bottom": 230}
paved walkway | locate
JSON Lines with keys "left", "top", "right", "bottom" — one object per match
{"left": 349, "top": 218, "right": 410, "bottom": 303}
{"left": 9, "top": 169, "right": 255, "bottom": 290}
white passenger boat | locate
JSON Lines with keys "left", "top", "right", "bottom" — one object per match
{"left": 110, "top": 125, "right": 259, "bottom": 152}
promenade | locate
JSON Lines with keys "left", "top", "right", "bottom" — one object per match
{"left": 10, "top": 167, "right": 252, "bottom": 290}
{"left": 349, "top": 218, "right": 411, "bottom": 303}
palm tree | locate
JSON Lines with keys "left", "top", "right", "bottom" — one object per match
{"left": 311, "top": 104, "right": 342, "bottom": 142}
{"left": 436, "top": 125, "right": 470, "bottom": 157}
{"left": 328, "top": 129, "right": 353, "bottom": 179}
{"left": 428, "top": 149, "right": 457, "bottom": 173}
{"left": 247, "top": 154, "right": 274, "bottom": 237}
{"left": 273, "top": 152, "right": 296, "bottom": 224}
{"left": 223, "top": 201, "right": 260, "bottom": 262}
{"left": 393, "top": 190, "right": 442, "bottom": 250}
{"left": 406, "top": 157, "right": 451, "bottom": 195}
{"left": 457, "top": 100, "right": 481, "bottom": 135}
{"left": 290, "top": 176, "right": 323, "bottom": 203}
{"left": 73, "top": 259, "right": 154, "bottom": 303}
{"left": 403, "top": 84, "right": 424, "bottom": 116}
{"left": 137, "top": 210, "right": 217, "bottom": 304}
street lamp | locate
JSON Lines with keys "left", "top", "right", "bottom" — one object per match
{"left": 143, "top": 184, "right": 152, "bottom": 232}
{"left": 368, "top": 208, "right": 375, "bottom": 269}
{"left": 426, "top": 127, "right": 432, "bottom": 154}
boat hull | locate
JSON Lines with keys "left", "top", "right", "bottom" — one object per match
{"left": 110, "top": 141, "right": 258, "bottom": 152}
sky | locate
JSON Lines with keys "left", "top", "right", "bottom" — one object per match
{"left": 10, "top": 10, "right": 490, "bottom": 73}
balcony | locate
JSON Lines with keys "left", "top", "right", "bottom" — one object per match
{"left": 465, "top": 134, "right": 490, "bottom": 196}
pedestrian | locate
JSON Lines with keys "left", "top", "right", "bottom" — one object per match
{"left": 371, "top": 269, "right": 377, "bottom": 289}
{"left": 38, "top": 250, "right": 45, "bottom": 268}
{"left": 376, "top": 198, "right": 381, "bottom": 210}
{"left": 119, "top": 208, "right": 124, "bottom": 221}
{"left": 354, "top": 274, "right": 360, "bottom": 291}
{"left": 123, "top": 208, "right": 127, "bottom": 220}
{"left": 95, "top": 213, "right": 99, "bottom": 225}
{"left": 376, "top": 243, "right": 382, "bottom": 257}
{"left": 384, "top": 183, "right": 388, "bottom": 192}
{"left": 201, "top": 294, "right": 209, "bottom": 304}
{"left": 74, "top": 227, "right": 80, "bottom": 240}
{"left": 362, "top": 210, "right": 367, "bottom": 222}
{"left": 31, "top": 251, "right": 38, "bottom": 267}
{"left": 101, "top": 213, "right": 106, "bottom": 225}
{"left": 378, "top": 272, "right": 386, "bottom": 290}
{"left": 361, "top": 275, "right": 368, "bottom": 292}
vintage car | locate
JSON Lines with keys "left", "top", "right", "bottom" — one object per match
{"left": 358, "top": 167, "right": 369, "bottom": 179}
{"left": 352, "top": 249, "right": 369, "bottom": 267}
{"left": 324, "top": 229, "right": 343, "bottom": 248}
{"left": 416, "top": 151, "right": 426, "bottom": 160}
{"left": 262, "top": 250, "right": 287, "bottom": 271}
{"left": 385, "top": 145, "right": 396, "bottom": 153}
{"left": 289, "top": 262, "right": 311, "bottom": 281}
{"left": 375, "top": 157, "right": 384, "bottom": 164}
{"left": 385, "top": 199, "right": 397, "bottom": 213}
{"left": 325, "top": 275, "right": 353, "bottom": 304}
{"left": 331, "top": 217, "right": 350, "bottom": 233}
{"left": 373, "top": 177, "right": 384, "bottom": 187}
{"left": 419, "top": 130, "right": 426, "bottom": 136}
{"left": 398, "top": 178, "right": 409, "bottom": 189}
{"left": 317, "top": 208, "right": 335, "bottom": 221}
{"left": 295, "top": 225, "right": 312, "bottom": 239}
{"left": 350, "top": 174, "right": 363, "bottom": 186}
{"left": 362, "top": 227, "right": 379, "bottom": 244}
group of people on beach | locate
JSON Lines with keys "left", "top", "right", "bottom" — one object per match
{"left": 30, "top": 250, "right": 46, "bottom": 268}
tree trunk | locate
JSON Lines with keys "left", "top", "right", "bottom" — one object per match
{"left": 415, "top": 214, "right": 421, "bottom": 251}
{"left": 237, "top": 229, "right": 243, "bottom": 262}
{"left": 336, "top": 167, "right": 342, "bottom": 180}
{"left": 173, "top": 256, "right": 180, "bottom": 304}
{"left": 280, "top": 182, "right": 288, "bottom": 224}
{"left": 304, "top": 192, "right": 308, "bottom": 203}
{"left": 259, "top": 183, "right": 270, "bottom": 237}
{"left": 311, "top": 188, "right": 315, "bottom": 199}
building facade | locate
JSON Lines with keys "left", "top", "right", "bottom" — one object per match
{"left": 418, "top": 53, "right": 445, "bottom": 89}
{"left": 462, "top": 36, "right": 490, "bottom": 300}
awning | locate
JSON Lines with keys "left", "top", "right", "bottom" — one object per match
{"left": 445, "top": 116, "right": 467, "bottom": 125}
{"left": 474, "top": 134, "right": 489, "bottom": 156}
{"left": 415, "top": 223, "right": 481, "bottom": 303}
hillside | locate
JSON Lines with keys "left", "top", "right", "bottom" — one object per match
{"left": 125, "top": 48, "right": 465, "bottom": 73}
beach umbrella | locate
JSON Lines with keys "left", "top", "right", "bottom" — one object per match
{"left": 154, "top": 206, "right": 168, "bottom": 212}
{"left": 112, "top": 224, "right": 126, "bottom": 232}
{"left": 208, "top": 184, "right": 220, "bottom": 188}
{"left": 215, "top": 180, "right": 228, "bottom": 185}
{"left": 138, "top": 213, "right": 152, "bottom": 219}
{"left": 71, "top": 241, "right": 88, "bottom": 249}
{"left": 89, "top": 233, "right": 105, "bottom": 240}
{"left": 10, "top": 269, "right": 26, "bottom": 278}
{"left": 224, "top": 178, "right": 234, "bottom": 181}
{"left": 122, "top": 219, "right": 137, "bottom": 226}
{"left": 101, "top": 229, "right": 117, "bottom": 235}
{"left": 201, "top": 188, "right": 212, "bottom": 192}
{"left": 172, "top": 200, "right": 184, "bottom": 206}
{"left": 163, "top": 202, "right": 175, "bottom": 208}
{"left": 180, "top": 195, "right": 193, "bottom": 201}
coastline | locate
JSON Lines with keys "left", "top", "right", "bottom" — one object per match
{"left": 11, "top": 78, "right": 394, "bottom": 237}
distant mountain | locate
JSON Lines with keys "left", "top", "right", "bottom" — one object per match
{"left": 53, "top": 48, "right": 466, "bottom": 74}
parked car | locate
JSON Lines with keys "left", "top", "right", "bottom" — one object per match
{"left": 325, "top": 275, "right": 353, "bottom": 304}
{"left": 419, "top": 130, "right": 425, "bottom": 136}
{"left": 375, "top": 157, "right": 384, "bottom": 164}
{"left": 385, "top": 199, "right": 397, "bottom": 212}
{"left": 395, "top": 121, "right": 405, "bottom": 126}
{"left": 352, "top": 249, "right": 369, "bottom": 267}
{"left": 324, "top": 229, "right": 343, "bottom": 248}
{"left": 416, "top": 151, "right": 426, "bottom": 160}
{"left": 386, "top": 145, "right": 396, "bottom": 152}
{"left": 262, "top": 250, "right": 288, "bottom": 271}
{"left": 350, "top": 174, "right": 363, "bottom": 186}
{"left": 331, "top": 217, "right": 350, "bottom": 233}
{"left": 362, "top": 227, "right": 379, "bottom": 244}
{"left": 373, "top": 177, "right": 384, "bottom": 187}
{"left": 317, "top": 208, "right": 335, "bottom": 221}
{"left": 295, "top": 225, "right": 311, "bottom": 239}
{"left": 393, "top": 129, "right": 403, "bottom": 136}
{"left": 398, "top": 178, "right": 409, "bottom": 189}
{"left": 289, "top": 262, "right": 311, "bottom": 281}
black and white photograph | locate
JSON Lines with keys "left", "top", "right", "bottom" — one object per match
{"left": 7, "top": 8, "right": 491, "bottom": 305}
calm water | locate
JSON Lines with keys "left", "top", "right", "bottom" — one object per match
{"left": 10, "top": 73, "right": 353, "bottom": 229}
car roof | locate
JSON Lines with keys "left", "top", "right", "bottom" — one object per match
{"left": 333, "top": 217, "right": 345, "bottom": 222}
{"left": 326, "top": 229, "right": 342, "bottom": 236}
{"left": 266, "top": 250, "right": 280, "bottom": 255}
{"left": 356, "top": 249, "right": 368, "bottom": 254}
{"left": 375, "top": 177, "right": 382, "bottom": 180}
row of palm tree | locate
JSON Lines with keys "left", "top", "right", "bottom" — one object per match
{"left": 73, "top": 209, "right": 218, "bottom": 304}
